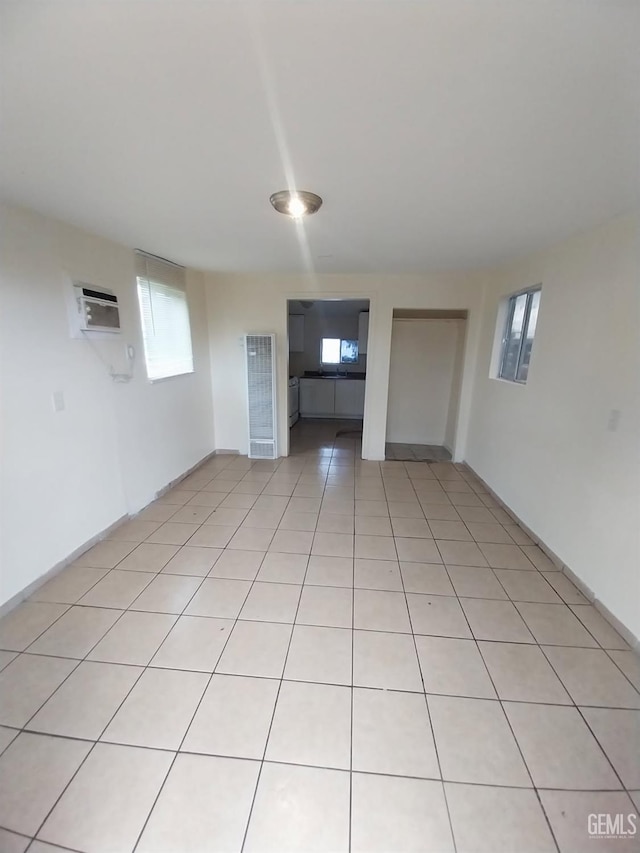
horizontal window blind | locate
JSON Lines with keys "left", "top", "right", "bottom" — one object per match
{"left": 135, "top": 252, "right": 194, "bottom": 381}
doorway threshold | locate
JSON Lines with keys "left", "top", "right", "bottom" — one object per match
{"left": 385, "top": 442, "right": 451, "bottom": 462}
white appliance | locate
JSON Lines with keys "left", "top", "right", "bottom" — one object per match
{"left": 288, "top": 376, "right": 299, "bottom": 427}
{"left": 245, "top": 334, "right": 277, "bottom": 459}
{"left": 72, "top": 282, "right": 121, "bottom": 333}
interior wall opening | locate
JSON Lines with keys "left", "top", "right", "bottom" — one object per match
{"left": 385, "top": 309, "right": 467, "bottom": 462}
{"left": 286, "top": 298, "right": 370, "bottom": 455}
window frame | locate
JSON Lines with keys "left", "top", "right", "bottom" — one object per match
{"left": 320, "top": 337, "right": 359, "bottom": 366}
{"left": 135, "top": 252, "right": 195, "bottom": 383}
{"left": 498, "top": 286, "right": 541, "bottom": 384}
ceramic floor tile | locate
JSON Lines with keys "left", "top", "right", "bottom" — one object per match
{"left": 101, "top": 667, "right": 208, "bottom": 750}
{"left": 538, "top": 790, "right": 639, "bottom": 853}
{"left": 266, "top": 680, "right": 351, "bottom": 770}
{"left": 28, "top": 660, "right": 142, "bottom": 740}
{"left": 395, "top": 537, "right": 442, "bottom": 563}
{"left": 108, "top": 520, "right": 162, "bottom": 542}
{"left": 570, "top": 604, "right": 630, "bottom": 649}
{"left": 183, "top": 674, "right": 279, "bottom": 759}
{"left": 311, "top": 532, "right": 354, "bottom": 558}
{"left": 288, "top": 497, "right": 322, "bottom": 514}
{"left": 541, "top": 571, "right": 589, "bottom": 605}
{"left": 29, "top": 567, "right": 108, "bottom": 604}
{"left": 184, "top": 577, "right": 251, "bottom": 619}
{"left": 428, "top": 694, "right": 530, "bottom": 786}
{"left": 130, "top": 573, "right": 202, "bottom": 614}
{"left": 504, "top": 702, "right": 621, "bottom": 790}
{"left": 168, "top": 504, "right": 216, "bottom": 524}
{"left": 447, "top": 565, "right": 508, "bottom": 599}
{"left": 608, "top": 650, "right": 640, "bottom": 691}
{"left": 352, "top": 774, "right": 454, "bottom": 853}
{"left": 278, "top": 511, "right": 318, "bottom": 532}
{"left": 406, "top": 593, "right": 472, "bottom": 638}
{"left": 390, "top": 517, "right": 433, "bottom": 539}
{"left": 354, "top": 588, "right": 411, "bottom": 633}
{"left": 255, "top": 552, "right": 308, "bottom": 584}
{"left": 422, "top": 503, "right": 462, "bottom": 521}
{"left": 305, "top": 555, "right": 353, "bottom": 587}
{"left": 268, "top": 529, "right": 314, "bottom": 555}
{"left": 146, "top": 522, "right": 200, "bottom": 546}
{"left": 355, "top": 515, "right": 393, "bottom": 537}
{"left": 352, "top": 687, "right": 439, "bottom": 777}
{"left": 209, "top": 549, "right": 265, "bottom": 580}
{"left": 465, "top": 522, "right": 515, "bottom": 544}
{"left": 436, "top": 540, "right": 488, "bottom": 566}
{"left": 0, "top": 732, "right": 91, "bottom": 836}
{"left": 429, "top": 521, "right": 473, "bottom": 541}
{"left": 355, "top": 500, "right": 389, "bottom": 517}
{"left": 38, "top": 742, "right": 173, "bottom": 853}
{"left": 284, "top": 625, "right": 352, "bottom": 686}
{"left": 161, "top": 545, "right": 222, "bottom": 576}
{"left": 77, "top": 569, "right": 153, "bottom": 609}
{"left": 455, "top": 506, "right": 496, "bottom": 524}
{"left": 0, "top": 602, "right": 69, "bottom": 652}
{"left": 387, "top": 501, "right": 425, "bottom": 519}
{"left": 151, "top": 615, "right": 233, "bottom": 671}
{"left": 296, "top": 585, "right": 353, "bottom": 628}
{"left": 446, "top": 783, "right": 556, "bottom": 853}
{"left": 240, "top": 582, "right": 302, "bottom": 623}
{"left": 493, "top": 569, "right": 562, "bottom": 603}
{"left": 137, "top": 753, "right": 260, "bottom": 853}
{"left": 400, "top": 562, "right": 455, "bottom": 595}
{"left": 0, "top": 726, "right": 18, "bottom": 755}
{"left": 205, "top": 507, "right": 248, "bottom": 526}
{"left": 29, "top": 606, "right": 122, "bottom": 658}
{"left": 87, "top": 610, "right": 177, "bottom": 665}
{"left": 479, "top": 543, "right": 536, "bottom": 570}
{"left": 353, "top": 629, "right": 423, "bottom": 692}
{"left": 242, "top": 509, "right": 285, "bottom": 529}
{"left": 354, "top": 558, "right": 402, "bottom": 591}
{"left": 216, "top": 620, "right": 292, "bottom": 678}
{"left": 315, "top": 513, "right": 354, "bottom": 534}
{"left": 243, "top": 762, "right": 350, "bottom": 853}
{"left": 227, "top": 527, "right": 275, "bottom": 552}
{"left": 581, "top": 707, "right": 640, "bottom": 789}
{"left": 73, "top": 540, "right": 136, "bottom": 569}
{"left": 0, "top": 654, "right": 77, "bottom": 727}
{"left": 478, "top": 641, "right": 571, "bottom": 704}
{"left": 520, "top": 545, "right": 558, "bottom": 571}
{"left": 116, "top": 543, "right": 181, "bottom": 573}
{"left": 187, "top": 524, "right": 237, "bottom": 548}
{"left": 516, "top": 602, "right": 598, "bottom": 646}
{"left": 461, "top": 598, "right": 535, "bottom": 643}
{"left": 543, "top": 646, "right": 640, "bottom": 708}
{"left": 416, "top": 636, "right": 496, "bottom": 698}
{"left": 0, "top": 829, "right": 30, "bottom": 853}
{"left": 0, "top": 650, "right": 17, "bottom": 671}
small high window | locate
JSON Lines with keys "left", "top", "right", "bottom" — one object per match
{"left": 321, "top": 338, "right": 359, "bottom": 365}
{"left": 499, "top": 287, "right": 541, "bottom": 383}
{"left": 136, "top": 252, "right": 194, "bottom": 381}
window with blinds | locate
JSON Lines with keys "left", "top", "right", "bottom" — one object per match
{"left": 135, "top": 251, "right": 194, "bottom": 381}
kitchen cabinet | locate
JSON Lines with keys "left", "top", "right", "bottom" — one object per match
{"left": 299, "top": 378, "right": 365, "bottom": 418}
{"left": 358, "top": 311, "right": 369, "bottom": 354}
{"left": 299, "top": 378, "right": 335, "bottom": 416}
{"left": 335, "top": 379, "right": 366, "bottom": 417}
{"left": 288, "top": 314, "right": 305, "bottom": 352}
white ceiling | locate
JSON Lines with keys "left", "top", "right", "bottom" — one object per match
{"left": 1, "top": 1, "right": 638, "bottom": 273}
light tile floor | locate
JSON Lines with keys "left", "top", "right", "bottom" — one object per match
{"left": 0, "top": 420, "right": 638, "bottom": 852}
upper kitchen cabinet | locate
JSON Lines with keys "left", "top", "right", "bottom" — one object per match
{"left": 288, "top": 314, "right": 305, "bottom": 352}
{"left": 358, "top": 311, "right": 369, "bottom": 354}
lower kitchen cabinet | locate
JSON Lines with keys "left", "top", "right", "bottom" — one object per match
{"left": 299, "top": 378, "right": 365, "bottom": 418}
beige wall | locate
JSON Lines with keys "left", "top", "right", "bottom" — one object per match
{"left": 204, "top": 272, "right": 487, "bottom": 460}
{"left": 465, "top": 213, "right": 640, "bottom": 639}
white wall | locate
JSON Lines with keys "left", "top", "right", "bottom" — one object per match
{"left": 386, "top": 319, "right": 463, "bottom": 446}
{"left": 466, "top": 214, "right": 640, "bottom": 639}
{"left": 0, "top": 202, "right": 215, "bottom": 607}
{"left": 204, "top": 272, "right": 486, "bottom": 460}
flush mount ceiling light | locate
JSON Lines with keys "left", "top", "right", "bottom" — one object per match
{"left": 269, "top": 190, "right": 323, "bottom": 218}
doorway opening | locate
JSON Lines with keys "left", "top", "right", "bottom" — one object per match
{"left": 385, "top": 309, "right": 467, "bottom": 462}
{"left": 286, "top": 298, "right": 370, "bottom": 455}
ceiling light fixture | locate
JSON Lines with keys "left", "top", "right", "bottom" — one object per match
{"left": 270, "top": 190, "right": 323, "bottom": 218}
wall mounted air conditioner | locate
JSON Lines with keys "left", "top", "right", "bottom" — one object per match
{"left": 72, "top": 282, "right": 121, "bottom": 334}
{"left": 245, "top": 333, "right": 277, "bottom": 459}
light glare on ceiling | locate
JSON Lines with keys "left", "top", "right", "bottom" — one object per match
{"left": 270, "top": 190, "right": 323, "bottom": 218}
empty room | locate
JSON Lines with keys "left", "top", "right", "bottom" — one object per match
{"left": 0, "top": 2, "right": 638, "bottom": 852}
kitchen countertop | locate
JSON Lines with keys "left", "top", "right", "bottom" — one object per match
{"left": 302, "top": 372, "right": 366, "bottom": 380}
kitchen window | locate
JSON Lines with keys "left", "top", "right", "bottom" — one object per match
{"left": 498, "top": 286, "right": 541, "bottom": 383}
{"left": 321, "top": 338, "right": 359, "bottom": 365}
{"left": 136, "top": 251, "right": 194, "bottom": 381}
